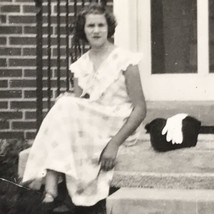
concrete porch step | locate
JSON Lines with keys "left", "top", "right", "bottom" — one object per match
{"left": 19, "top": 134, "right": 214, "bottom": 189}
{"left": 112, "top": 134, "right": 214, "bottom": 189}
{"left": 18, "top": 134, "right": 214, "bottom": 213}
{"left": 106, "top": 188, "right": 214, "bottom": 214}
{"left": 106, "top": 134, "right": 214, "bottom": 214}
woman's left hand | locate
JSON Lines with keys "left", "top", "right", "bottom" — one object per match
{"left": 99, "top": 142, "right": 119, "bottom": 171}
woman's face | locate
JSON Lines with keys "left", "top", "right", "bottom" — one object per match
{"left": 84, "top": 14, "right": 108, "bottom": 48}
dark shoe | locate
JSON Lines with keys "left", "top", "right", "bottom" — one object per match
{"left": 53, "top": 204, "right": 71, "bottom": 213}
{"left": 37, "top": 192, "right": 57, "bottom": 214}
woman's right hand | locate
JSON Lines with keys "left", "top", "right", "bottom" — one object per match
{"left": 99, "top": 142, "right": 119, "bottom": 171}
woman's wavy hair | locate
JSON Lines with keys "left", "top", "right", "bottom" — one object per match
{"left": 72, "top": 3, "right": 117, "bottom": 43}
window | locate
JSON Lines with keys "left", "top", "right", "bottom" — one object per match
{"left": 151, "top": 0, "right": 197, "bottom": 74}
{"left": 209, "top": 0, "right": 214, "bottom": 73}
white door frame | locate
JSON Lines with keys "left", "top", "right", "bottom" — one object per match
{"left": 114, "top": 0, "right": 214, "bottom": 101}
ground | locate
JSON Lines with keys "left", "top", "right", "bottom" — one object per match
{"left": 0, "top": 179, "right": 107, "bottom": 214}
{"left": 0, "top": 139, "right": 112, "bottom": 214}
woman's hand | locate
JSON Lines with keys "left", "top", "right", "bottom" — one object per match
{"left": 99, "top": 142, "right": 119, "bottom": 171}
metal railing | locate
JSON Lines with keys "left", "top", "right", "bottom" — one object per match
{"left": 34, "top": 0, "right": 107, "bottom": 130}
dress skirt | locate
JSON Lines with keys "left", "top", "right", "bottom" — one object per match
{"left": 22, "top": 94, "right": 132, "bottom": 206}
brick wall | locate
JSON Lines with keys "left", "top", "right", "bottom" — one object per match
{"left": 0, "top": 0, "right": 37, "bottom": 139}
{"left": 0, "top": 0, "right": 113, "bottom": 140}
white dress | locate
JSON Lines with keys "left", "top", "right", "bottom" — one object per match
{"left": 22, "top": 47, "right": 143, "bottom": 206}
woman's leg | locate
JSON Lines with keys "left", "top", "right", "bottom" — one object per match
{"left": 43, "top": 169, "right": 59, "bottom": 203}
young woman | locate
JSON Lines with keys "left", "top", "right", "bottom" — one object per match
{"left": 22, "top": 2, "right": 146, "bottom": 208}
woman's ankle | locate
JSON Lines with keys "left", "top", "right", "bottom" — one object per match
{"left": 44, "top": 169, "right": 59, "bottom": 202}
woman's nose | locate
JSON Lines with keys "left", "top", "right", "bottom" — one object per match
{"left": 93, "top": 25, "right": 100, "bottom": 33}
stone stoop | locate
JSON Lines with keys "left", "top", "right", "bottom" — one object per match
{"left": 106, "top": 134, "right": 214, "bottom": 214}
{"left": 106, "top": 188, "right": 214, "bottom": 214}
{"left": 18, "top": 134, "right": 214, "bottom": 213}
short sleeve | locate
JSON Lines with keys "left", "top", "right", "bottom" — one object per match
{"left": 119, "top": 51, "right": 143, "bottom": 72}
{"left": 69, "top": 52, "right": 89, "bottom": 79}
{"left": 69, "top": 59, "right": 82, "bottom": 79}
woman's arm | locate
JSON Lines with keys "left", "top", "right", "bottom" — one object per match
{"left": 100, "top": 65, "right": 147, "bottom": 171}
{"left": 74, "top": 78, "right": 83, "bottom": 97}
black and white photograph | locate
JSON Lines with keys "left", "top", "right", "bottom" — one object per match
{"left": 0, "top": 0, "right": 214, "bottom": 213}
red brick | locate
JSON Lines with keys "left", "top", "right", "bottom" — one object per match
{"left": 0, "top": 120, "right": 9, "bottom": 129}
{"left": 24, "top": 90, "right": 50, "bottom": 98}
{"left": 43, "top": 58, "right": 67, "bottom": 67}
{"left": 10, "top": 79, "right": 36, "bottom": 88}
{"left": 9, "top": 37, "right": 36, "bottom": 45}
{"left": 0, "top": 90, "right": 22, "bottom": 98}
{"left": 25, "top": 111, "right": 36, "bottom": 119}
{"left": 0, "top": 37, "right": 6, "bottom": 45}
{"left": 9, "top": 58, "right": 36, "bottom": 67}
{"left": 24, "top": 26, "right": 53, "bottom": 34}
{"left": 1, "top": 5, "right": 20, "bottom": 13}
{"left": 0, "top": 111, "right": 22, "bottom": 119}
{"left": 23, "top": 26, "right": 36, "bottom": 34}
{"left": 0, "top": 48, "right": 21, "bottom": 55}
{"left": 43, "top": 37, "right": 67, "bottom": 46}
{"left": 0, "top": 131, "right": 24, "bottom": 139}
{"left": 0, "top": 80, "right": 8, "bottom": 88}
{"left": 23, "top": 5, "right": 37, "bottom": 13}
{"left": 0, "top": 102, "right": 8, "bottom": 109}
{"left": 0, "top": 26, "right": 22, "bottom": 34}
{"left": 53, "top": 5, "right": 80, "bottom": 13}
{"left": 24, "top": 69, "right": 36, "bottom": 77}
{"left": 11, "top": 101, "right": 36, "bottom": 109}
{"left": 23, "top": 48, "right": 36, "bottom": 56}
{"left": 24, "top": 90, "right": 36, "bottom": 98}
{"left": 42, "top": 79, "right": 67, "bottom": 88}
{"left": 0, "top": 69, "right": 22, "bottom": 77}
{"left": 25, "top": 131, "right": 36, "bottom": 139}
{"left": 12, "top": 121, "right": 36, "bottom": 129}
{"left": 0, "top": 15, "right": 7, "bottom": 24}
{"left": 9, "top": 15, "right": 36, "bottom": 24}
{"left": 0, "top": 58, "right": 7, "bottom": 67}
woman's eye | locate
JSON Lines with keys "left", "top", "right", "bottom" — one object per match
{"left": 98, "top": 24, "right": 105, "bottom": 27}
{"left": 87, "top": 24, "right": 94, "bottom": 28}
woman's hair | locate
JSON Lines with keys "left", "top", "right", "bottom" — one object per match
{"left": 73, "top": 3, "right": 117, "bottom": 43}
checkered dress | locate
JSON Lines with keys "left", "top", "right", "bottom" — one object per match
{"left": 22, "top": 47, "right": 143, "bottom": 206}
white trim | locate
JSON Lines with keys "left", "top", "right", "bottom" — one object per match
{"left": 137, "top": 0, "right": 152, "bottom": 78}
{"left": 138, "top": 0, "right": 213, "bottom": 101}
{"left": 113, "top": 0, "right": 138, "bottom": 51}
{"left": 197, "top": 0, "right": 209, "bottom": 76}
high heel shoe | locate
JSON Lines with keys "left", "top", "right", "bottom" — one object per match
{"left": 42, "top": 192, "right": 56, "bottom": 203}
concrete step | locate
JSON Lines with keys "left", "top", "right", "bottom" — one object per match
{"left": 107, "top": 134, "right": 214, "bottom": 214}
{"left": 19, "top": 134, "right": 214, "bottom": 189}
{"left": 112, "top": 134, "right": 214, "bottom": 189}
{"left": 106, "top": 188, "right": 214, "bottom": 214}
{"left": 19, "top": 134, "right": 214, "bottom": 213}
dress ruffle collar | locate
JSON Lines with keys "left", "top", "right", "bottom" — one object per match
{"left": 70, "top": 47, "right": 143, "bottom": 101}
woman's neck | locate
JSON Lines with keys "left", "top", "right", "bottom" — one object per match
{"left": 90, "top": 41, "right": 114, "bottom": 56}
